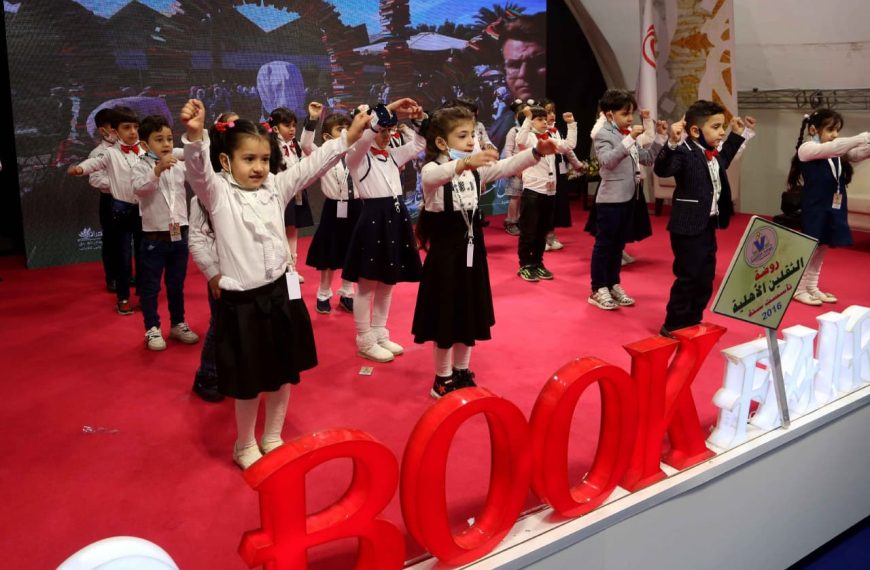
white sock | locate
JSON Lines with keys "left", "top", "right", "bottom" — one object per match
{"left": 337, "top": 280, "right": 355, "bottom": 298}
{"left": 234, "top": 397, "right": 259, "bottom": 449}
{"left": 262, "top": 384, "right": 290, "bottom": 445}
{"left": 355, "top": 278, "right": 376, "bottom": 346}
{"left": 453, "top": 343, "right": 472, "bottom": 370}
{"left": 286, "top": 228, "right": 298, "bottom": 269}
{"left": 434, "top": 345, "right": 453, "bottom": 377}
{"left": 371, "top": 281, "right": 394, "bottom": 341}
{"left": 797, "top": 246, "right": 825, "bottom": 294}
{"left": 318, "top": 269, "right": 333, "bottom": 301}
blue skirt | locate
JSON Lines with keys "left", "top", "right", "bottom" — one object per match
{"left": 306, "top": 198, "right": 363, "bottom": 270}
{"left": 802, "top": 187, "right": 853, "bottom": 247}
{"left": 342, "top": 197, "right": 422, "bottom": 284}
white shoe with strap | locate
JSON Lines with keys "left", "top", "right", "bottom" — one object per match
{"left": 610, "top": 284, "right": 636, "bottom": 307}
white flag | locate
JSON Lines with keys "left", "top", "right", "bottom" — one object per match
{"left": 637, "top": 0, "right": 658, "bottom": 121}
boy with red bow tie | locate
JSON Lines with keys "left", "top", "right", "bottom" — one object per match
{"left": 514, "top": 104, "right": 581, "bottom": 282}
{"left": 588, "top": 89, "right": 667, "bottom": 310}
{"left": 68, "top": 106, "right": 145, "bottom": 315}
{"left": 654, "top": 99, "right": 749, "bottom": 336}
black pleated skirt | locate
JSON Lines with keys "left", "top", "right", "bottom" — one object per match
{"left": 284, "top": 189, "right": 314, "bottom": 228}
{"left": 215, "top": 275, "right": 317, "bottom": 399}
{"left": 305, "top": 198, "right": 363, "bottom": 270}
{"left": 553, "top": 171, "right": 575, "bottom": 228}
{"left": 342, "top": 197, "right": 422, "bottom": 284}
{"left": 412, "top": 211, "right": 495, "bottom": 348}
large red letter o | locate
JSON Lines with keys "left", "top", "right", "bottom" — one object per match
{"left": 401, "top": 387, "right": 531, "bottom": 565}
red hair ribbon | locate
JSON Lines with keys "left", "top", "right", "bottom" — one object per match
{"left": 214, "top": 121, "right": 235, "bottom": 133}
{"left": 261, "top": 121, "right": 273, "bottom": 133}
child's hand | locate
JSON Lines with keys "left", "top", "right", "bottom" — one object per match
{"left": 180, "top": 99, "right": 206, "bottom": 140}
{"left": 308, "top": 101, "right": 323, "bottom": 121}
{"left": 67, "top": 165, "right": 84, "bottom": 176}
{"left": 464, "top": 149, "right": 499, "bottom": 170}
{"left": 523, "top": 106, "right": 533, "bottom": 120}
{"left": 744, "top": 116, "right": 757, "bottom": 130}
{"left": 730, "top": 116, "right": 746, "bottom": 135}
{"left": 535, "top": 138, "right": 558, "bottom": 155}
{"left": 630, "top": 125, "right": 645, "bottom": 139}
{"left": 562, "top": 112, "right": 575, "bottom": 124}
{"left": 208, "top": 274, "right": 221, "bottom": 299}
{"left": 156, "top": 154, "right": 178, "bottom": 174}
{"left": 386, "top": 98, "right": 422, "bottom": 119}
{"left": 640, "top": 109, "right": 651, "bottom": 120}
{"left": 346, "top": 110, "right": 372, "bottom": 146}
{"left": 669, "top": 120, "right": 685, "bottom": 144}
{"left": 656, "top": 120, "right": 669, "bottom": 136}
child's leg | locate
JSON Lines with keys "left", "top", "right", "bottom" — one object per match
{"left": 517, "top": 190, "right": 539, "bottom": 268}
{"left": 665, "top": 224, "right": 715, "bottom": 331}
{"left": 452, "top": 343, "right": 472, "bottom": 370}
{"left": 286, "top": 226, "right": 298, "bottom": 269}
{"left": 261, "top": 384, "right": 291, "bottom": 451}
{"left": 164, "top": 238, "right": 190, "bottom": 327}
{"left": 434, "top": 345, "right": 453, "bottom": 377}
{"left": 193, "top": 287, "right": 222, "bottom": 401}
{"left": 137, "top": 237, "right": 167, "bottom": 331}
{"left": 795, "top": 246, "right": 834, "bottom": 303}
{"left": 354, "top": 279, "right": 393, "bottom": 361}
{"left": 233, "top": 396, "right": 262, "bottom": 468}
{"left": 533, "top": 196, "right": 556, "bottom": 266}
{"left": 318, "top": 269, "right": 334, "bottom": 302}
{"left": 337, "top": 279, "right": 355, "bottom": 298}
{"left": 372, "top": 281, "right": 402, "bottom": 353}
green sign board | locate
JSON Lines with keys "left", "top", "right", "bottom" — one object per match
{"left": 712, "top": 216, "right": 818, "bottom": 330}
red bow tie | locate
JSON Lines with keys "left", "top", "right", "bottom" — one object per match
{"left": 392, "top": 132, "right": 401, "bottom": 140}
{"left": 704, "top": 148, "right": 719, "bottom": 161}
{"left": 547, "top": 127, "right": 557, "bottom": 134}
{"left": 618, "top": 128, "right": 630, "bottom": 136}
{"left": 371, "top": 147, "right": 390, "bottom": 158}
{"left": 283, "top": 145, "right": 290, "bottom": 157}
{"left": 120, "top": 144, "right": 138, "bottom": 154}
{"left": 535, "top": 132, "right": 550, "bottom": 141}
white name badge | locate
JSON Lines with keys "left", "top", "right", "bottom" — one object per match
{"left": 286, "top": 272, "right": 302, "bottom": 300}
{"left": 337, "top": 200, "right": 348, "bottom": 219}
{"left": 558, "top": 162, "right": 567, "bottom": 175}
{"left": 832, "top": 192, "right": 842, "bottom": 210}
{"left": 169, "top": 222, "right": 182, "bottom": 242}
{"left": 466, "top": 242, "right": 474, "bottom": 268}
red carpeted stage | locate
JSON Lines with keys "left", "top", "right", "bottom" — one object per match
{"left": 2, "top": 204, "right": 869, "bottom": 568}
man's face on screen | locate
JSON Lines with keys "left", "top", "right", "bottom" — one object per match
{"left": 502, "top": 39, "right": 546, "bottom": 101}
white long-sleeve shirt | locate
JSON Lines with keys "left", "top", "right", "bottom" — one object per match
{"left": 345, "top": 120, "right": 426, "bottom": 199}
{"left": 421, "top": 149, "right": 540, "bottom": 212}
{"left": 300, "top": 132, "right": 357, "bottom": 201}
{"left": 183, "top": 130, "right": 349, "bottom": 291}
{"left": 87, "top": 140, "right": 113, "bottom": 193}
{"left": 798, "top": 132, "right": 870, "bottom": 163}
{"left": 132, "top": 154, "right": 189, "bottom": 231}
{"left": 77, "top": 142, "right": 145, "bottom": 204}
{"left": 516, "top": 119, "right": 576, "bottom": 195}
{"left": 188, "top": 196, "right": 220, "bottom": 281}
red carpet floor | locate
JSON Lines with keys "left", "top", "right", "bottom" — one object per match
{"left": 2, "top": 204, "right": 869, "bottom": 568}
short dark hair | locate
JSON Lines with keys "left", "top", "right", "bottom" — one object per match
{"left": 598, "top": 90, "right": 636, "bottom": 113}
{"left": 323, "top": 113, "right": 351, "bottom": 135}
{"left": 139, "top": 115, "right": 171, "bottom": 142}
{"left": 498, "top": 13, "right": 546, "bottom": 47}
{"left": 94, "top": 108, "right": 118, "bottom": 129}
{"left": 449, "top": 98, "right": 479, "bottom": 116}
{"left": 269, "top": 107, "right": 297, "bottom": 127}
{"left": 528, "top": 106, "right": 547, "bottom": 120}
{"left": 685, "top": 100, "right": 725, "bottom": 129}
{"left": 111, "top": 106, "right": 139, "bottom": 128}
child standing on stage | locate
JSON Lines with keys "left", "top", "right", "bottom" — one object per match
{"left": 502, "top": 100, "right": 529, "bottom": 236}
{"left": 131, "top": 115, "right": 199, "bottom": 350}
{"left": 68, "top": 106, "right": 143, "bottom": 316}
{"left": 787, "top": 110, "right": 870, "bottom": 305}
{"left": 540, "top": 99, "right": 579, "bottom": 251}
{"left": 654, "top": 100, "right": 749, "bottom": 336}
{"left": 414, "top": 106, "right": 556, "bottom": 397}
{"left": 180, "top": 99, "right": 367, "bottom": 469}
{"left": 342, "top": 99, "right": 426, "bottom": 363}
{"left": 270, "top": 107, "right": 315, "bottom": 282}
{"left": 515, "top": 105, "right": 581, "bottom": 282}
{"left": 300, "top": 103, "right": 360, "bottom": 315}
{"left": 89, "top": 108, "right": 120, "bottom": 293}
{"left": 588, "top": 90, "right": 666, "bottom": 310}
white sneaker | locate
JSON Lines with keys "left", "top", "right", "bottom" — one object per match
{"left": 808, "top": 288, "right": 837, "bottom": 303}
{"left": 357, "top": 343, "right": 395, "bottom": 363}
{"left": 170, "top": 322, "right": 200, "bottom": 344}
{"left": 793, "top": 291, "right": 822, "bottom": 306}
{"left": 548, "top": 238, "right": 564, "bottom": 251}
{"left": 588, "top": 287, "right": 618, "bottom": 310}
{"left": 621, "top": 251, "right": 636, "bottom": 266}
{"left": 378, "top": 338, "right": 404, "bottom": 355}
{"left": 145, "top": 327, "right": 166, "bottom": 351}
{"left": 544, "top": 242, "right": 553, "bottom": 251}
{"left": 233, "top": 442, "right": 263, "bottom": 470}
{"left": 610, "top": 284, "right": 636, "bottom": 306}
{"left": 260, "top": 437, "right": 284, "bottom": 454}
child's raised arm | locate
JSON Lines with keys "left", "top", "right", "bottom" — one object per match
{"left": 68, "top": 152, "right": 109, "bottom": 177}
{"left": 180, "top": 99, "right": 226, "bottom": 212}
{"left": 300, "top": 101, "right": 323, "bottom": 156}
{"left": 798, "top": 131, "right": 870, "bottom": 162}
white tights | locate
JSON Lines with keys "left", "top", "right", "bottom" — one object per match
{"left": 796, "top": 245, "right": 827, "bottom": 294}
{"left": 433, "top": 343, "right": 473, "bottom": 377}
{"left": 234, "top": 384, "right": 291, "bottom": 448}
{"left": 354, "top": 278, "right": 395, "bottom": 347}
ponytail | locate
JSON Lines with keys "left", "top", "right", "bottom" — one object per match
{"left": 786, "top": 109, "right": 852, "bottom": 192}
{"left": 785, "top": 114, "right": 811, "bottom": 192}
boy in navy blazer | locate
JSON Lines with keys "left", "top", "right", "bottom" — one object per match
{"left": 654, "top": 100, "right": 749, "bottom": 336}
